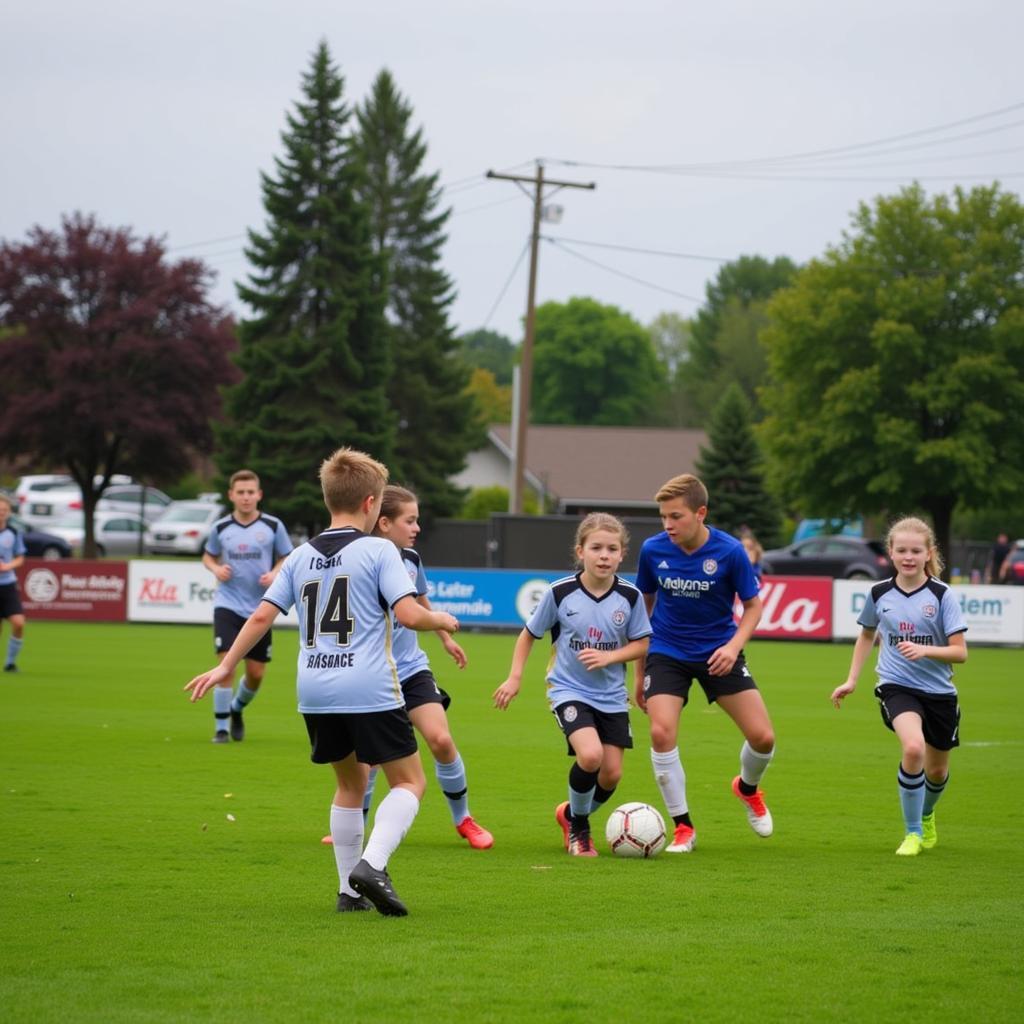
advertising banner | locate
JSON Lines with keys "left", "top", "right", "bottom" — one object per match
{"left": 426, "top": 569, "right": 565, "bottom": 627}
{"left": 17, "top": 559, "right": 128, "bottom": 621}
{"left": 750, "top": 577, "right": 833, "bottom": 640}
{"left": 832, "top": 579, "right": 1024, "bottom": 644}
{"left": 127, "top": 561, "right": 298, "bottom": 627}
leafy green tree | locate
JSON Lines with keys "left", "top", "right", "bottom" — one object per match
{"left": 695, "top": 383, "right": 782, "bottom": 546}
{"left": 460, "top": 485, "right": 537, "bottom": 518}
{"left": 761, "top": 183, "right": 1024, "bottom": 572}
{"left": 459, "top": 328, "right": 518, "bottom": 386}
{"left": 465, "top": 367, "right": 511, "bottom": 426}
{"left": 679, "top": 255, "right": 796, "bottom": 422}
{"left": 531, "top": 297, "right": 665, "bottom": 425}
{"left": 218, "top": 41, "right": 391, "bottom": 534}
{"left": 354, "top": 69, "right": 478, "bottom": 518}
{"left": 648, "top": 311, "right": 695, "bottom": 426}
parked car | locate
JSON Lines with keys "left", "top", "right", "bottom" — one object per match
{"left": 7, "top": 511, "right": 72, "bottom": 559}
{"left": 760, "top": 536, "right": 893, "bottom": 580}
{"left": 22, "top": 483, "right": 171, "bottom": 528}
{"left": 1000, "top": 540, "right": 1024, "bottom": 585}
{"left": 45, "top": 511, "right": 148, "bottom": 557}
{"left": 144, "top": 500, "right": 225, "bottom": 556}
{"left": 14, "top": 474, "right": 74, "bottom": 515}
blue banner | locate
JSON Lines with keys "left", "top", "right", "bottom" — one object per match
{"left": 426, "top": 569, "right": 567, "bottom": 628}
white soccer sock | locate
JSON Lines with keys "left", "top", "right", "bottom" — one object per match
{"left": 740, "top": 741, "right": 774, "bottom": 788}
{"left": 330, "top": 805, "right": 364, "bottom": 897}
{"left": 651, "top": 748, "right": 689, "bottom": 816}
{"left": 361, "top": 787, "right": 420, "bottom": 871}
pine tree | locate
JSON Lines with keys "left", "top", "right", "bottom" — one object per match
{"left": 218, "top": 42, "right": 393, "bottom": 533}
{"left": 696, "top": 383, "right": 782, "bottom": 546}
{"left": 353, "top": 69, "right": 479, "bottom": 519}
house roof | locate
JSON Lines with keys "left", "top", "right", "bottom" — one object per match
{"left": 489, "top": 424, "right": 708, "bottom": 508}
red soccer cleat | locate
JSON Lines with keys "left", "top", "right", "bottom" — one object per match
{"left": 456, "top": 815, "right": 494, "bottom": 849}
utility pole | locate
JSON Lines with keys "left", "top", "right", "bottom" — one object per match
{"left": 487, "top": 162, "right": 595, "bottom": 513}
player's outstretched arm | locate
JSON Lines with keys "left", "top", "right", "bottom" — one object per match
{"left": 394, "top": 594, "right": 458, "bottom": 634}
{"left": 493, "top": 629, "right": 534, "bottom": 709}
{"left": 831, "top": 628, "right": 876, "bottom": 708}
{"left": 417, "top": 594, "right": 467, "bottom": 668}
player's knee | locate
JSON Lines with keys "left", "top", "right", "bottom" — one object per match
{"left": 902, "top": 738, "right": 926, "bottom": 764}
{"left": 429, "top": 732, "right": 456, "bottom": 763}
{"left": 648, "top": 720, "right": 676, "bottom": 750}
{"left": 603, "top": 765, "right": 623, "bottom": 788}
{"left": 749, "top": 727, "right": 775, "bottom": 752}
{"left": 575, "top": 749, "right": 602, "bottom": 773}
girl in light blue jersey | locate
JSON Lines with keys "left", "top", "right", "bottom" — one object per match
{"left": 494, "top": 513, "right": 652, "bottom": 857}
{"left": 831, "top": 517, "right": 968, "bottom": 857}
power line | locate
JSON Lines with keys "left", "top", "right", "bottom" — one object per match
{"left": 482, "top": 238, "right": 530, "bottom": 328}
{"left": 542, "top": 236, "right": 729, "bottom": 263}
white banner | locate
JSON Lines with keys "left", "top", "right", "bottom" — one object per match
{"left": 832, "top": 580, "right": 1024, "bottom": 644}
{"left": 127, "top": 560, "right": 297, "bottom": 627}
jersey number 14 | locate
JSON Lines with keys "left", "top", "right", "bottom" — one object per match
{"left": 299, "top": 577, "right": 354, "bottom": 648}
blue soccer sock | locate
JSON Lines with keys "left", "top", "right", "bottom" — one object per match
{"left": 435, "top": 754, "right": 470, "bottom": 825}
{"left": 6, "top": 636, "right": 23, "bottom": 667}
{"left": 898, "top": 764, "right": 926, "bottom": 836}
{"left": 363, "top": 766, "right": 380, "bottom": 821}
{"left": 230, "top": 679, "right": 259, "bottom": 714}
{"left": 923, "top": 773, "right": 949, "bottom": 816}
{"left": 213, "top": 686, "right": 232, "bottom": 733}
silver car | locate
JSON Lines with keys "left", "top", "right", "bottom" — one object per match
{"left": 45, "top": 511, "right": 148, "bottom": 557}
{"left": 144, "top": 500, "right": 226, "bottom": 556}
{"left": 23, "top": 484, "right": 171, "bottom": 528}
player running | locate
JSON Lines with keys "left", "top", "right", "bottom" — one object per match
{"left": 831, "top": 517, "right": 968, "bottom": 856}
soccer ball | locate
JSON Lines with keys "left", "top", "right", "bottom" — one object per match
{"left": 604, "top": 802, "right": 666, "bottom": 858}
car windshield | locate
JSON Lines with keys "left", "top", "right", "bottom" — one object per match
{"left": 159, "top": 507, "right": 215, "bottom": 524}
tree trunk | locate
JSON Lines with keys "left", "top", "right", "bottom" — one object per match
{"left": 927, "top": 497, "right": 955, "bottom": 583}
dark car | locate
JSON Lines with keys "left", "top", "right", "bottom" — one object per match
{"left": 8, "top": 511, "right": 72, "bottom": 559}
{"left": 761, "top": 536, "right": 893, "bottom": 580}
{"left": 1000, "top": 541, "right": 1024, "bottom": 585}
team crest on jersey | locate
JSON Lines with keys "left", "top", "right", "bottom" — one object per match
{"left": 702, "top": 559, "right": 718, "bottom": 575}
{"left": 612, "top": 609, "right": 626, "bottom": 626}
{"left": 922, "top": 604, "right": 937, "bottom": 619}
{"left": 563, "top": 705, "right": 578, "bottom": 723}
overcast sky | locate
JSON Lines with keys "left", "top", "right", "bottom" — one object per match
{"left": 3, "top": 1, "right": 1022, "bottom": 343}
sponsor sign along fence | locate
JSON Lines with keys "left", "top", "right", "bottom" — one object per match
{"left": 15, "top": 560, "right": 1023, "bottom": 643}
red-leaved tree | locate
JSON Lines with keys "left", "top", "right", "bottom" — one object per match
{"left": 0, "top": 213, "right": 238, "bottom": 556}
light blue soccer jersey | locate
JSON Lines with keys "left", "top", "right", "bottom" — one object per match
{"left": 526, "top": 573, "right": 652, "bottom": 713}
{"left": 262, "top": 527, "right": 416, "bottom": 713}
{"left": 0, "top": 525, "right": 27, "bottom": 585}
{"left": 635, "top": 527, "right": 759, "bottom": 661}
{"left": 858, "top": 577, "right": 967, "bottom": 696}
{"left": 205, "top": 513, "right": 292, "bottom": 617}
{"left": 390, "top": 548, "right": 430, "bottom": 681}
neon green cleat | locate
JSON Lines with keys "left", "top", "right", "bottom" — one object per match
{"left": 896, "top": 833, "right": 924, "bottom": 857}
{"left": 921, "top": 813, "right": 937, "bottom": 849}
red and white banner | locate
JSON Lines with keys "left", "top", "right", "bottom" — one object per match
{"left": 16, "top": 559, "right": 128, "bottom": 621}
{"left": 734, "top": 576, "right": 833, "bottom": 641}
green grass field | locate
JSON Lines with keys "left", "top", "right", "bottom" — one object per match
{"left": 1, "top": 623, "right": 1021, "bottom": 1023}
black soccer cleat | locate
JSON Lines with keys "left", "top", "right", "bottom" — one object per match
{"left": 3, "top": 663, "right": 18, "bottom": 673}
{"left": 211, "top": 730, "right": 230, "bottom": 744}
{"left": 348, "top": 859, "right": 408, "bottom": 917}
{"left": 336, "top": 892, "right": 374, "bottom": 913}
{"left": 229, "top": 708, "right": 245, "bottom": 742}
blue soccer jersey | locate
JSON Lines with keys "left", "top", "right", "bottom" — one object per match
{"left": 635, "top": 526, "right": 759, "bottom": 662}
{"left": 205, "top": 513, "right": 293, "bottom": 617}
{"left": 526, "top": 573, "right": 652, "bottom": 714}
{"left": 263, "top": 527, "right": 416, "bottom": 713}
{"left": 858, "top": 577, "right": 967, "bottom": 696}
{"left": 0, "top": 526, "right": 27, "bottom": 586}
{"left": 390, "top": 548, "right": 430, "bottom": 681}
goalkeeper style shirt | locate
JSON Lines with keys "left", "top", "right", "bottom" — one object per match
{"left": 858, "top": 577, "right": 967, "bottom": 696}
{"left": 263, "top": 527, "right": 416, "bottom": 714}
{"left": 635, "top": 526, "right": 759, "bottom": 662}
{"left": 205, "top": 513, "right": 292, "bottom": 617}
{"left": 526, "top": 573, "right": 652, "bottom": 714}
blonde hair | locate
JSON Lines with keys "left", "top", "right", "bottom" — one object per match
{"left": 228, "top": 469, "right": 260, "bottom": 490}
{"left": 0, "top": 493, "right": 11, "bottom": 511}
{"left": 887, "top": 516, "right": 944, "bottom": 578}
{"left": 574, "top": 512, "right": 629, "bottom": 564}
{"left": 319, "top": 447, "right": 389, "bottom": 514}
{"left": 375, "top": 485, "right": 418, "bottom": 534}
{"left": 655, "top": 473, "right": 708, "bottom": 511}
{"left": 738, "top": 527, "right": 763, "bottom": 564}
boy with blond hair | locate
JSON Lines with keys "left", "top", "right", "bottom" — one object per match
{"left": 186, "top": 448, "right": 459, "bottom": 916}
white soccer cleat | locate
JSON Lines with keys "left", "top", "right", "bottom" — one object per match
{"left": 666, "top": 822, "right": 697, "bottom": 853}
{"left": 732, "top": 776, "right": 773, "bottom": 837}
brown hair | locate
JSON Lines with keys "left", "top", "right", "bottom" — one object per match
{"left": 0, "top": 493, "right": 11, "bottom": 511}
{"left": 375, "top": 485, "right": 419, "bottom": 533}
{"left": 319, "top": 447, "right": 389, "bottom": 514}
{"left": 655, "top": 473, "right": 708, "bottom": 511}
{"left": 228, "top": 469, "right": 260, "bottom": 490}
{"left": 738, "top": 527, "right": 764, "bottom": 564}
{"left": 887, "top": 516, "right": 944, "bottom": 578}
{"left": 574, "top": 512, "right": 629, "bottom": 564}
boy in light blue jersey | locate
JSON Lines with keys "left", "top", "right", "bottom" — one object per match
{"left": 0, "top": 494, "right": 27, "bottom": 672}
{"left": 186, "top": 448, "right": 459, "bottom": 916}
{"left": 634, "top": 474, "right": 775, "bottom": 853}
{"left": 495, "top": 514, "right": 651, "bottom": 856}
{"left": 201, "top": 470, "right": 292, "bottom": 742}
{"left": 832, "top": 517, "right": 968, "bottom": 856}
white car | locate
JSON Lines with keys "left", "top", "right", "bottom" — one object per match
{"left": 22, "top": 483, "right": 171, "bottom": 528}
{"left": 45, "top": 511, "right": 148, "bottom": 557}
{"left": 144, "top": 500, "right": 226, "bottom": 556}
{"left": 14, "top": 474, "right": 74, "bottom": 515}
